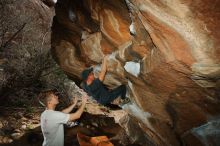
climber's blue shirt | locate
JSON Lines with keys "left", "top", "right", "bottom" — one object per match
{"left": 82, "top": 78, "right": 109, "bottom": 102}
{"left": 82, "top": 78, "right": 126, "bottom": 105}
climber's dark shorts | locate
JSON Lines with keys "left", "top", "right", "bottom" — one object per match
{"left": 98, "top": 85, "right": 126, "bottom": 105}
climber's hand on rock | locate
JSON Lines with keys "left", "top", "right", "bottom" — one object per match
{"left": 103, "top": 55, "right": 109, "bottom": 62}
{"left": 81, "top": 95, "right": 88, "bottom": 105}
{"left": 71, "top": 97, "right": 78, "bottom": 105}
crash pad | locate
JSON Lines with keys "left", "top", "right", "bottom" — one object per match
{"left": 77, "top": 133, "right": 114, "bottom": 146}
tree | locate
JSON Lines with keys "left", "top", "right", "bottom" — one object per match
{"left": 0, "top": 0, "right": 66, "bottom": 106}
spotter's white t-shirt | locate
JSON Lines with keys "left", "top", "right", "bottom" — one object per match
{"left": 40, "top": 110, "right": 70, "bottom": 146}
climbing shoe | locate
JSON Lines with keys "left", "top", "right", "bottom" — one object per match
{"left": 119, "top": 98, "right": 131, "bottom": 107}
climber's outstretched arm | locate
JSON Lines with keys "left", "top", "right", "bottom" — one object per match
{"left": 62, "top": 97, "right": 78, "bottom": 114}
{"left": 98, "top": 55, "right": 108, "bottom": 82}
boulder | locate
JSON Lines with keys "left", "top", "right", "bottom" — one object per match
{"left": 51, "top": 0, "right": 220, "bottom": 145}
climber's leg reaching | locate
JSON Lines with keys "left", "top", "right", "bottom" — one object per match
{"left": 98, "top": 85, "right": 128, "bottom": 105}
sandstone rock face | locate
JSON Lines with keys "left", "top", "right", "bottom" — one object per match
{"left": 51, "top": 0, "right": 220, "bottom": 145}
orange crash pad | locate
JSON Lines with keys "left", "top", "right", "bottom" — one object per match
{"left": 77, "top": 133, "right": 114, "bottom": 146}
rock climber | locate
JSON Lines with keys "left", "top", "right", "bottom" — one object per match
{"left": 81, "top": 55, "right": 130, "bottom": 106}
